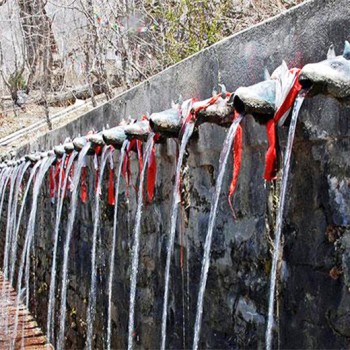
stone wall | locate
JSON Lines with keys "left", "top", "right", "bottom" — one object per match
{"left": 3, "top": 0, "right": 350, "bottom": 348}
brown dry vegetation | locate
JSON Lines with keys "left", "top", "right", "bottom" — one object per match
{"left": 0, "top": 0, "right": 305, "bottom": 142}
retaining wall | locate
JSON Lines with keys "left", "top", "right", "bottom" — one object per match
{"left": 3, "top": 0, "right": 350, "bottom": 348}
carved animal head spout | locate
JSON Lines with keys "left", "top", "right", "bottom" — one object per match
{"left": 73, "top": 136, "right": 88, "bottom": 152}
{"left": 149, "top": 99, "right": 184, "bottom": 137}
{"left": 232, "top": 78, "right": 276, "bottom": 124}
{"left": 102, "top": 118, "right": 133, "bottom": 147}
{"left": 54, "top": 144, "right": 65, "bottom": 158}
{"left": 63, "top": 141, "right": 75, "bottom": 154}
{"left": 233, "top": 62, "right": 302, "bottom": 125}
{"left": 86, "top": 131, "right": 105, "bottom": 147}
{"left": 25, "top": 152, "right": 41, "bottom": 163}
{"left": 149, "top": 97, "right": 196, "bottom": 137}
{"left": 193, "top": 86, "right": 234, "bottom": 126}
{"left": 299, "top": 41, "right": 350, "bottom": 104}
{"left": 124, "top": 117, "right": 151, "bottom": 141}
{"left": 149, "top": 87, "right": 233, "bottom": 137}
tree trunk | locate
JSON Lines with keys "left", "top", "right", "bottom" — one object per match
{"left": 36, "top": 83, "right": 104, "bottom": 107}
{"left": 17, "top": 0, "right": 63, "bottom": 91}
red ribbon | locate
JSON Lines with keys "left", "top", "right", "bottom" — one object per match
{"left": 121, "top": 117, "right": 160, "bottom": 203}
{"left": 264, "top": 68, "right": 302, "bottom": 181}
{"left": 49, "top": 166, "right": 55, "bottom": 201}
{"left": 108, "top": 167, "right": 115, "bottom": 205}
{"left": 180, "top": 93, "right": 230, "bottom": 136}
{"left": 146, "top": 134, "right": 160, "bottom": 203}
{"left": 228, "top": 111, "right": 243, "bottom": 217}
{"left": 264, "top": 119, "right": 278, "bottom": 180}
{"left": 54, "top": 160, "right": 61, "bottom": 188}
{"left": 81, "top": 166, "right": 88, "bottom": 203}
{"left": 95, "top": 145, "right": 102, "bottom": 156}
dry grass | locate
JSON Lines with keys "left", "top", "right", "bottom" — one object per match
{"left": 0, "top": 0, "right": 306, "bottom": 149}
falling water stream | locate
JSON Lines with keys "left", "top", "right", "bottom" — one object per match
{"left": 46, "top": 153, "right": 76, "bottom": 344}
{"left": 0, "top": 168, "right": 6, "bottom": 201}
{"left": 127, "top": 133, "right": 155, "bottom": 350}
{"left": 23, "top": 157, "right": 55, "bottom": 307}
{"left": 86, "top": 146, "right": 113, "bottom": 350}
{"left": 0, "top": 167, "right": 8, "bottom": 197}
{"left": 265, "top": 93, "right": 306, "bottom": 350}
{"left": 192, "top": 115, "right": 243, "bottom": 350}
{"left": 7, "top": 162, "right": 31, "bottom": 281}
{"left": 106, "top": 140, "right": 128, "bottom": 350}
{"left": 2, "top": 164, "right": 22, "bottom": 281}
{"left": 0, "top": 167, "right": 14, "bottom": 224}
{"left": 57, "top": 142, "right": 91, "bottom": 350}
{"left": 12, "top": 156, "right": 54, "bottom": 348}
{"left": 0, "top": 164, "right": 21, "bottom": 336}
{"left": 9, "top": 161, "right": 42, "bottom": 287}
{"left": 160, "top": 122, "right": 195, "bottom": 350}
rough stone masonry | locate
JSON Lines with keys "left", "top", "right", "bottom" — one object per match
{"left": 2, "top": 0, "right": 350, "bottom": 348}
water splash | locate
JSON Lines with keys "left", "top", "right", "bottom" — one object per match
{"left": 57, "top": 143, "right": 91, "bottom": 350}
{"left": 128, "top": 133, "right": 155, "bottom": 350}
{"left": 106, "top": 140, "right": 128, "bottom": 350}
{"left": 86, "top": 146, "right": 113, "bottom": 350}
{"left": 160, "top": 122, "right": 195, "bottom": 350}
{"left": 265, "top": 93, "right": 305, "bottom": 350}
{"left": 46, "top": 153, "right": 76, "bottom": 345}
{"left": 192, "top": 115, "right": 243, "bottom": 350}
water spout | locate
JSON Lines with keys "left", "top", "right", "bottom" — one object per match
{"left": 160, "top": 122, "right": 195, "bottom": 350}
{"left": 102, "top": 126, "right": 128, "bottom": 148}
{"left": 192, "top": 115, "right": 243, "bottom": 350}
{"left": 2, "top": 164, "right": 23, "bottom": 281}
{"left": 127, "top": 133, "right": 155, "bottom": 350}
{"left": 47, "top": 152, "right": 76, "bottom": 345}
{"left": 12, "top": 156, "right": 55, "bottom": 348}
{"left": 9, "top": 161, "right": 42, "bottom": 287}
{"left": 57, "top": 142, "right": 91, "bottom": 350}
{"left": 265, "top": 93, "right": 306, "bottom": 350}
{"left": 106, "top": 140, "right": 128, "bottom": 350}
{"left": 124, "top": 120, "right": 151, "bottom": 141}
{"left": 7, "top": 161, "right": 31, "bottom": 285}
{"left": 86, "top": 145, "right": 113, "bottom": 350}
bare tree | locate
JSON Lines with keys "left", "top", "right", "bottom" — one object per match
{"left": 0, "top": 0, "right": 305, "bottom": 132}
